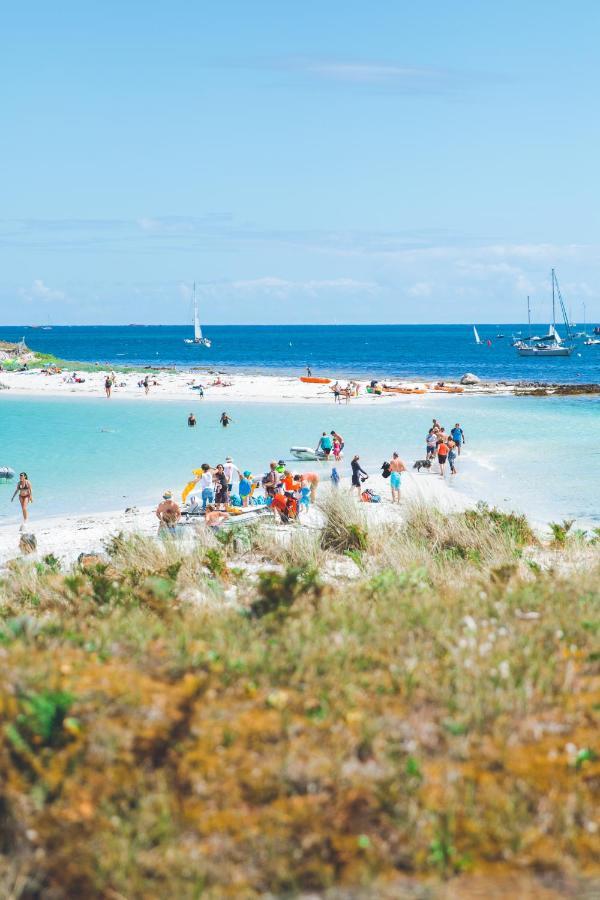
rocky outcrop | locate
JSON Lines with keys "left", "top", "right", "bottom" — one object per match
{"left": 460, "top": 372, "right": 480, "bottom": 385}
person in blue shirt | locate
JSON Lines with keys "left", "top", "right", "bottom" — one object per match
{"left": 316, "top": 432, "right": 333, "bottom": 457}
{"left": 450, "top": 424, "right": 465, "bottom": 455}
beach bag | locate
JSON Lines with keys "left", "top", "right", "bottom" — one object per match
{"left": 361, "top": 489, "right": 381, "bottom": 504}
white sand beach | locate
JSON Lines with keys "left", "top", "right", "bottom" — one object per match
{"left": 0, "top": 469, "right": 472, "bottom": 568}
{"left": 0, "top": 365, "right": 508, "bottom": 405}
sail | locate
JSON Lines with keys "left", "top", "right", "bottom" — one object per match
{"left": 473, "top": 326, "right": 481, "bottom": 344}
{"left": 192, "top": 284, "right": 202, "bottom": 341}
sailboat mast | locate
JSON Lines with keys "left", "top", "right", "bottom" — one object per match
{"left": 527, "top": 295, "right": 531, "bottom": 337}
{"left": 551, "top": 268, "right": 556, "bottom": 329}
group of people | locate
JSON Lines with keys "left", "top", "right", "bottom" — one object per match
{"left": 331, "top": 381, "right": 360, "bottom": 403}
{"left": 186, "top": 410, "right": 233, "bottom": 428}
{"left": 426, "top": 420, "right": 465, "bottom": 476}
{"left": 316, "top": 430, "right": 344, "bottom": 460}
{"left": 157, "top": 456, "right": 322, "bottom": 533}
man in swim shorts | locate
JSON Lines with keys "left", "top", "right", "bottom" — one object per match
{"left": 389, "top": 452, "right": 407, "bottom": 504}
{"left": 316, "top": 432, "right": 333, "bottom": 457}
{"left": 450, "top": 423, "right": 465, "bottom": 455}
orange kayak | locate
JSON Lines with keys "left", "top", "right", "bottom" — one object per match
{"left": 300, "top": 377, "right": 331, "bottom": 384}
{"left": 433, "top": 386, "right": 464, "bottom": 393}
{"left": 383, "top": 386, "right": 427, "bottom": 395}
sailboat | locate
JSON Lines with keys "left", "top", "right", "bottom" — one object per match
{"left": 473, "top": 326, "right": 483, "bottom": 345}
{"left": 183, "top": 283, "right": 211, "bottom": 348}
{"left": 574, "top": 303, "right": 587, "bottom": 338}
{"left": 514, "top": 271, "right": 574, "bottom": 357}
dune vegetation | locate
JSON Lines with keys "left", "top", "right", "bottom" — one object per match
{"left": 0, "top": 497, "right": 598, "bottom": 898}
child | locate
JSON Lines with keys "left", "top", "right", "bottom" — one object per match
{"left": 299, "top": 483, "right": 311, "bottom": 513}
{"left": 330, "top": 467, "right": 340, "bottom": 488}
{"left": 239, "top": 470, "right": 252, "bottom": 507}
{"left": 333, "top": 438, "right": 342, "bottom": 461}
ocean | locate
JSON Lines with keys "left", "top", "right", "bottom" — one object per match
{"left": 2, "top": 324, "right": 600, "bottom": 383}
{"left": 1, "top": 393, "right": 598, "bottom": 530}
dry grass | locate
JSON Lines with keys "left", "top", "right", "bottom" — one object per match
{"left": 0, "top": 504, "right": 598, "bottom": 898}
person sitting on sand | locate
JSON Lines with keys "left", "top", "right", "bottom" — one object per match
{"left": 389, "top": 452, "right": 407, "bottom": 504}
{"left": 11, "top": 472, "right": 33, "bottom": 526}
{"left": 156, "top": 490, "right": 181, "bottom": 533}
{"left": 204, "top": 504, "right": 229, "bottom": 530}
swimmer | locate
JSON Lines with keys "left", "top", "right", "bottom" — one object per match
{"left": 220, "top": 411, "right": 233, "bottom": 428}
{"left": 188, "top": 412, "right": 197, "bottom": 427}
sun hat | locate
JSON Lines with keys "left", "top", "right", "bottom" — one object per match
{"left": 225, "top": 456, "right": 233, "bottom": 462}
{"left": 163, "top": 490, "right": 173, "bottom": 499}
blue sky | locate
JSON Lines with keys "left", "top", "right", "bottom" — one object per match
{"left": 1, "top": 1, "right": 599, "bottom": 325}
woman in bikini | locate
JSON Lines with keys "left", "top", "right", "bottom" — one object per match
{"left": 12, "top": 472, "right": 33, "bottom": 524}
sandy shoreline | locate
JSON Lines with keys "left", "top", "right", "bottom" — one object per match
{"left": 0, "top": 470, "right": 473, "bottom": 568}
{"left": 0, "top": 365, "right": 545, "bottom": 405}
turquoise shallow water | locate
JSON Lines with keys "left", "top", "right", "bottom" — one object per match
{"left": 0, "top": 394, "right": 598, "bottom": 528}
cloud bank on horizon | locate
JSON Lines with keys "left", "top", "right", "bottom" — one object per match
{"left": 1, "top": 1, "right": 599, "bottom": 325}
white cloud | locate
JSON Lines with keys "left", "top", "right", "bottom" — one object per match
{"left": 407, "top": 281, "right": 434, "bottom": 297}
{"left": 197, "top": 276, "right": 379, "bottom": 300}
{"left": 19, "top": 279, "right": 66, "bottom": 304}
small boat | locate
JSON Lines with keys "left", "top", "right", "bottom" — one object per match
{"left": 432, "top": 385, "right": 464, "bottom": 393}
{"left": 583, "top": 337, "right": 600, "bottom": 346}
{"left": 496, "top": 333, "right": 505, "bottom": 339}
{"left": 299, "top": 376, "right": 331, "bottom": 384}
{"left": 382, "top": 385, "right": 427, "bottom": 394}
{"left": 473, "top": 326, "right": 483, "bottom": 345}
{"left": 0, "top": 466, "right": 15, "bottom": 480}
{"left": 184, "top": 282, "right": 211, "bottom": 348}
{"left": 290, "top": 446, "right": 333, "bottom": 461}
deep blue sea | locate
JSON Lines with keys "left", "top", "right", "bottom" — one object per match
{"left": 2, "top": 324, "right": 600, "bottom": 383}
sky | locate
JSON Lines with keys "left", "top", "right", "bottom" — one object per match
{"left": 1, "top": 1, "right": 599, "bottom": 326}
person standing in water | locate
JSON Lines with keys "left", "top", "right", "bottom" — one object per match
{"left": 316, "top": 432, "right": 333, "bottom": 457}
{"left": 389, "top": 452, "right": 407, "bottom": 504}
{"left": 12, "top": 472, "right": 33, "bottom": 526}
{"left": 450, "top": 423, "right": 465, "bottom": 456}
{"left": 104, "top": 375, "right": 112, "bottom": 398}
{"left": 220, "top": 411, "right": 233, "bottom": 428}
{"left": 187, "top": 412, "right": 197, "bottom": 427}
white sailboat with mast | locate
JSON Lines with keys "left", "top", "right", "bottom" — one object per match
{"left": 514, "top": 270, "right": 574, "bottom": 357}
{"left": 184, "top": 282, "right": 211, "bottom": 348}
{"left": 473, "top": 325, "right": 483, "bottom": 345}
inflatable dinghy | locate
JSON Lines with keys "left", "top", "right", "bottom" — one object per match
{"left": 0, "top": 467, "right": 15, "bottom": 480}
{"left": 290, "top": 446, "right": 332, "bottom": 461}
